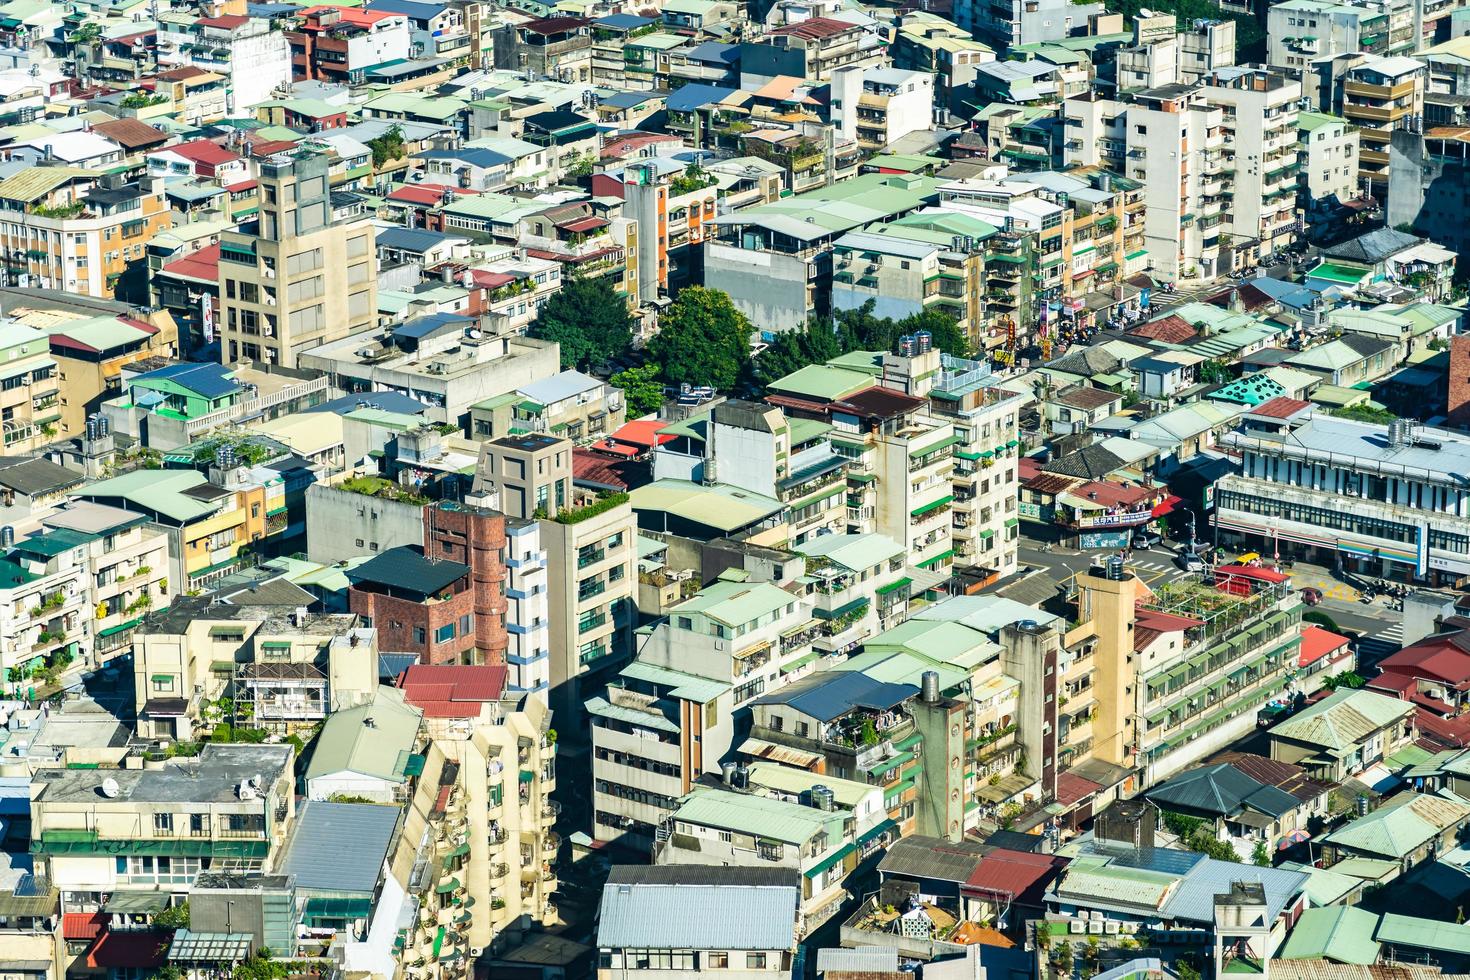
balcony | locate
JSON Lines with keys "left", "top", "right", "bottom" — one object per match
{"left": 577, "top": 548, "right": 605, "bottom": 569}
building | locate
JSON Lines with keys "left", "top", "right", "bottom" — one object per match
{"left": 1202, "top": 67, "right": 1303, "bottom": 261}
{"left": 156, "top": 11, "right": 292, "bottom": 114}
{"left": 29, "top": 744, "right": 296, "bottom": 905}
{"left": 1215, "top": 407, "right": 1470, "bottom": 583}
{"left": 831, "top": 67, "right": 935, "bottom": 154}
{"left": 1389, "top": 126, "right": 1470, "bottom": 258}
{"left": 472, "top": 434, "right": 636, "bottom": 718}
{"left": 0, "top": 168, "right": 172, "bottom": 298}
{"left": 596, "top": 866, "right": 803, "bottom": 979}
{"left": 304, "top": 686, "right": 423, "bottom": 801}
{"left": 960, "top": 0, "right": 1105, "bottom": 48}
{"left": 283, "top": 5, "right": 412, "bottom": 84}
{"left": 587, "top": 570, "right": 819, "bottom": 850}
{"left": 397, "top": 668, "right": 558, "bottom": 957}
{"left": 1299, "top": 111, "right": 1361, "bottom": 235}
{"left": 1267, "top": 0, "right": 1386, "bottom": 73}
{"left": 0, "top": 319, "right": 60, "bottom": 452}
{"left": 1267, "top": 688, "right": 1417, "bottom": 781}
{"left": 1338, "top": 55, "right": 1425, "bottom": 197}
{"left": 216, "top": 150, "right": 377, "bottom": 368}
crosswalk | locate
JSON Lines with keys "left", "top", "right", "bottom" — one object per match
{"left": 1126, "top": 551, "right": 1198, "bottom": 587}
{"left": 1355, "top": 622, "right": 1404, "bottom": 672}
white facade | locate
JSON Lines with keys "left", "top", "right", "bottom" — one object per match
{"left": 156, "top": 17, "right": 293, "bottom": 115}
{"left": 831, "top": 66, "right": 935, "bottom": 152}
{"left": 1300, "top": 112, "right": 1360, "bottom": 205}
{"left": 1202, "top": 69, "right": 1303, "bottom": 257}
{"left": 505, "top": 519, "right": 551, "bottom": 698}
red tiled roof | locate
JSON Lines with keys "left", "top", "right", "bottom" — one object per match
{"left": 398, "top": 664, "right": 508, "bottom": 717}
{"left": 225, "top": 179, "right": 257, "bottom": 193}
{"left": 63, "top": 912, "right": 107, "bottom": 941}
{"left": 91, "top": 118, "right": 168, "bottom": 149}
{"left": 160, "top": 243, "right": 220, "bottom": 284}
{"left": 88, "top": 931, "right": 170, "bottom": 970}
{"left": 1128, "top": 314, "right": 1197, "bottom": 345}
{"left": 962, "top": 849, "right": 1066, "bottom": 903}
{"left": 1054, "top": 771, "right": 1103, "bottom": 808}
{"left": 524, "top": 15, "right": 591, "bottom": 34}
{"left": 559, "top": 215, "right": 608, "bottom": 234}
{"left": 389, "top": 185, "right": 451, "bottom": 206}
{"left": 248, "top": 139, "right": 300, "bottom": 156}
{"left": 1250, "top": 396, "right": 1311, "bottom": 420}
{"left": 573, "top": 449, "right": 646, "bottom": 492}
{"left": 769, "top": 16, "right": 852, "bottom": 39}
{"left": 196, "top": 14, "right": 249, "bottom": 28}
{"left": 1416, "top": 708, "right": 1470, "bottom": 749}
{"left": 155, "top": 65, "right": 211, "bottom": 81}
{"left": 1299, "top": 625, "right": 1350, "bottom": 669}
{"left": 165, "top": 138, "right": 240, "bottom": 167}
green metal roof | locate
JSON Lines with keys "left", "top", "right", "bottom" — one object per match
{"left": 1278, "top": 906, "right": 1381, "bottom": 964}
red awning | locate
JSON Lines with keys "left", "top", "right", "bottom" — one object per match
{"left": 1151, "top": 494, "right": 1183, "bottom": 518}
{"left": 63, "top": 912, "right": 107, "bottom": 941}
{"left": 88, "top": 931, "right": 170, "bottom": 969}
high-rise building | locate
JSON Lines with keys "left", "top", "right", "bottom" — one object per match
{"left": 216, "top": 150, "right": 377, "bottom": 367}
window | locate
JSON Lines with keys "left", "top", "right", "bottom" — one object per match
{"left": 153, "top": 812, "right": 173, "bottom": 834}
{"left": 708, "top": 953, "right": 729, "bottom": 969}
{"left": 435, "top": 622, "right": 456, "bottom": 643}
{"left": 285, "top": 248, "right": 323, "bottom": 276}
{"left": 459, "top": 614, "right": 471, "bottom": 635}
{"left": 348, "top": 289, "right": 372, "bottom": 319}
{"left": 414, "top": 626, "right": 427, "bottom": 645}
{"left": 347, "top": 235, "right": 368, "bottom": 258}
{"left": 151, "top": 675, "right": 175, "bottom": 693}
{"left": 747, "top": 953, "right": 767, "bottom": 969}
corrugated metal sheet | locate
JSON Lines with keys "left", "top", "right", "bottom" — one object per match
{"left": 597, "top": 882, "right": 798, "bottom": 950}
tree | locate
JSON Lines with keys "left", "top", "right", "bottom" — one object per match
{"left": 647, "top": 287, "right": 752, "bottom": 391}
{"left": 1252, "top": 840, "right": 1272, "bottom": 867}
{"left": 367, "top": 125, "right": 406, "bottom": 170}
{"left": 529, "top": 274, "right": 634, "bottom": 371}
{"left": 832, "top": 301, "right": 972, "bottom": 358}
{"left": 154, "top": 901, "right": 190, "bottom": 930}
{"left": 748, "top": 318, "right": 848, "bottom": 388}
{"left": 610, "top": 364, "right": 665, "bottom": 417}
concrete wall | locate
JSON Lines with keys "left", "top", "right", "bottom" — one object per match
{"left": 305, "top": 484, "right": 424, "bottom": 564}
{"left": 703, "top": 241, "right": 814, "bottom": 334}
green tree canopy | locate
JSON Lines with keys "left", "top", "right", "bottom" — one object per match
{"left": 833, "top": 302, "right": 973, "bottom": 359}
{"left": 529, "top": 274, "right": 635, "bottom": 371}
{"left": 367, "top": 125, "right": 406, "bottom": 170}
{"left": 610, "top": 364, "right": 665, "bottom": 417}
{"left": 647, "top": 287, "right": 752, "bottom": 391}
{"left": 747, "top": 318, "right": 850, "bottom": 389}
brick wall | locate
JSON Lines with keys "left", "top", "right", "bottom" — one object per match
{"left": 1448, "top": 335, "right": 1470, "bottom": 428}
{"left": 349, "top": 586, "right": 476, "bottom": 665}
{"left": 423, "top": 503, "right": 509, "bottom": 666}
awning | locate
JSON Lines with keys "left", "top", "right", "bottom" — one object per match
{"left": 434, "top": 877, "right": 460, "bottom": 894}
{"left": 858, "top": 817, "right": 899, "bottom": 844}
{"left": 815, "top": 595, "right": 868, "bottom": 621}
{"left": 518, "top": 770, "right": 536, "bottom": 783}
{"left": 105, "top": 893, "right": 169, "bottom": 913}
{"left": 917, "top": 549, "right": 955, "bottom": 569}
{"left": 911, "top": 494, "right": 954, "bottom": 517}
{"left": 1151, "top": 495, "right": 1183, "bottom": 518}
{"left": 781, "top": 651, "right": 819, "bottom": 674}
{"left": 804, "top": 842, "right": 856, "bottom": 879}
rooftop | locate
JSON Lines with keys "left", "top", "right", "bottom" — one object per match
{"left": 31, "top": 744, "right": 291, "bottom": 805}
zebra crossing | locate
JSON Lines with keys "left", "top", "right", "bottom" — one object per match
{"left": 1355, "top": 620, "right": 1404, "bottom": 671}
{"left": 1126, "top": 551, "right": 1198, "bottom": 586}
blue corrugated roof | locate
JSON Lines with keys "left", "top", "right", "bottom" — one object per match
{"left": 597, "top": 881, "right": 799, "bottom": 949}
{"left": 666, "top": 83, "right": 739, "bottom": 113}
{"left": 376, "top": 226, "right": 457, "bottom": 253}
{"left": 394, "top": 312, "right": 473, "bottom": 342}
{"left": 279, "top": 802, "right": 401, "bottom": 895}
{"left": 417, "top": 147, "right": 513, "bottom": 169}
{"left": 134, "top": 362, "right": 240, "bottom": 400}
{"left": 685, "top": 41, "right": 740, "bottom": 64}
{"left": 595, "top": 12, "right": 653, "bottom": 28}
{"left": 308, "top": 393, "right": 430, "bottom": 417}
{"left": 365, "top": 0, "right": 448, "bottom": 20}
{"left": 750, "top": 670, "right": 918, "bottom": 723}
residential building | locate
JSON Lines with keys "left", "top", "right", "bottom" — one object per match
{"left": 492, "top": 16, "right": 592, "bottom": 82}
{"left": 588, "top": 570, "right": 819, "bottom": 850}
{"left": 217, "top": 150, "right": 377, "bottom": 368}
{"left": 831, "top": 67, "right": 935, "bottom": 154}
{"left": 304, "top": 686, "right": 422, "bottom": 801}
{"left": 156, "top": 11, "right": 292, "bottom": 114}
{"left": 1388, "top": 126, "right": 1470, "bottom": 258}
{"left": 1267, "top": 688, "right": 1417, "bottom": 781}
{"left": 42, "top": 310, "right": 179, "bottom": 439}
{"left": 37, "top": 501, "right": 172, "bottom": 665}
{"left": 397, "top": 667, "right": 558, "bottom": 958}
{"left": 1299, "top": 111, "right": 1361, "bottom": 235}
{"left": 756, "top": 18, "right": 885, "bottom": 83}
{"left": 1321, "top": 792, "right": 1470, "bottom": 878}
{"left": 469, "top": 370, "right": 626, "bottom": 445}
{"left": 596, "top": 866, "right": 803, "bottom": 980}
{"left": 1202, "top": 67, "right": 1304, "bottom": 261}
{"left": 792, "top": 533, "right": 910, "bottom": 656}
{"left": 1143, "top": 761, "right": 1329, "bottom": 859}
{"left": 0, "top": 527, "right": 93, "bottom": 684}
{"left": 1074, "top": 556, "right": 1304, "bottom": 789}
{"left": 1268, "top": 0, "right": 1387, "bottom": 72}
{"left": 1338, "top": 55, "right": 1425, "bottom": 197}
{"left": 0, "top": 168, "right": 172, "bottom": 298}
{"left": 960, "top": 0, "right": 1105, "bottom": 48}
{"left": 891, "top": 14, "right": 996, "bottom": 112}
{"left": 129, "top": 598, "right": 375, "bottom": 740}
{"left": 0, "top": 319, "right": 59, "bottom": 452}
{"left": 1215, "top": 406, "right": 1470, "bottom": 583}
{"left": 29, "top": 744, "right": 296, "bottom": 905}
{"left": 472, "top": 434, "right": 636, "bottom": 719}
{"left": 283, "top": 6, "right": 412, "bottom": 84}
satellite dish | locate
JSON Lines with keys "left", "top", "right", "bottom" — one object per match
{"left": 101, "top": 777, "right": 120, "bottom": 798}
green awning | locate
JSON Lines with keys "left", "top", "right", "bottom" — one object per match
{"left": 448, "top": 842, "right": 470, "bottom": 858}
{"left": 804, "top": 842, "right": 857, "bottom": 879}
{"left": 149, "top": 674, "right": 174, "bottom": 683}
{"left": 210, "top": 660, "right": 235, "bottom": 673}
{"left": 858, "top": 817, "right": 899, "bottom": 844}
{"left": 1004, "top": 517, "right": 1019, "bottom": 528}
{"left": 876, "top": 577, "right": 912, "bottom": 597}
{"left": 815, "top": 596, "right": 869, "bottom": 621}
{"left": 911, "top": 434, "right": 962, "bottom": 457}
{"left": 781, "top": 652, "right": 819, "bottom": 674}
{"left": 518, "top": 770, "right": 536, "bottom": 783}
{"left": 978, "top": 529, "right": 995, "bottom": 540}
{"left": 434, "top": 878, "right": 460, "bottom": 894}
{"left": 917, "top": 549, "right": 955, "bottom": 569}
{"left": 404, "top": 753, "right": 426, "bottom": 776}
{"left": 98, "top": 617, "right": 143, "bottom": 637}
{"left": 911, "top": 494, "right": 955, "bottom": 517}
{"left": 304, "top": 897, "right": 372, "bottom": 921}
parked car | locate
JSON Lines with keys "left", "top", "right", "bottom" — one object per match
{"left": 1131, "top": 529, "right": 1163, "bottom": 550}
{"left": 1300, "top": 587, "right": 1323, "bottom": 606}
{"left": 1175, "top": 551, "right": 1206, "bottom": 572}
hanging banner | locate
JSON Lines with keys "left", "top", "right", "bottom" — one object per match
{"left": 200, "top": 293, "right": 215, "bottom": 344}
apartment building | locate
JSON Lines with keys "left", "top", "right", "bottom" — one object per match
{"left": 891, "top": 14, "right": 996, "bottom": 112}
{"left": 217, "top": 150, "right": 377, "bottom": 368}
{"left": 1076, "top": 557, "right": 1304, "bottom": 788}
{"left": 468, "top": 370, "right": 626, "bottom": 445}
{"left": 156, "top": 10, "right": 292, "bottom": 113}
{"left": 588, "top": 572, "right": 820, "bottom": 850}
{"left": 398, "top": 668, "right": 558, "bottom": 958}
{"left": 283, "top": 6, "right": 411, "bottom": 84}
{"left": 760, "top": 17, "right": 885, "bottom": 82}
{"left": 129, "top": 600, "right": 375, "bottom": 740}
{"left": 596, "top": 866, "right": 802, "bottom": 980}
{"left": 30, "top": 744, "right": 296, "bottom": 904}
{"left": 0, "top": 168, "right": 171, "bottom": 297}
{"left": 959, "top": 0, "right": 1105, "bottom": 48}
{"left": 1300, "top": 111, "right": 1360, "bottom": 210}
{"left": 1217, "top": 407, "right": 1470, "bottom": 584}
{"left": 1268, "top": 0, "right": 1387, "bottom": 72}
{"left": 0, "top": 531, "right": 92, "bottom": 684}
{"left": 503, "top": 517, "right": 550, "bottom": 697}
{"left": 492, "top": 16, "right": 592, "bottom": 81}
{"left": 472, "top": 434, "right": 636, "bottom": 718}
{"left": 793, "top": 532, "right": 910, "bottom": 656}
{"left": 831, "top": 67, "right": 935, "bottom": 154}
{"left": 36, "top": 501, "right": 171, "bottom": 665}
{"left": 1338, "top": 55, "right": 1425, "bottom": 197}
{"left": 1203, "top": 67, "right": 1304, "bottom": 261}
{"left": 0, "top": 319, "right": 59, "bottom": 452}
